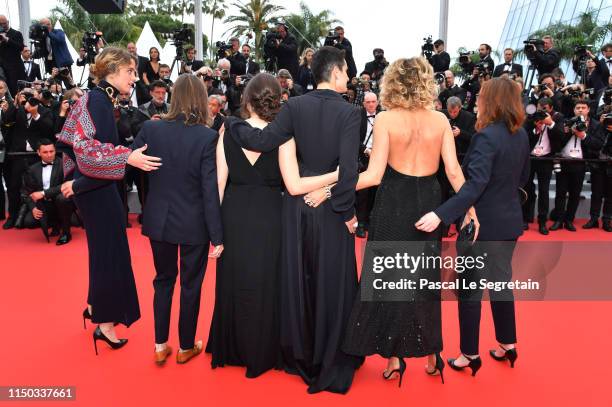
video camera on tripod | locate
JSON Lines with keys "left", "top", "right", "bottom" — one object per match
{"left": 28, "top": 22, "right": 48, "bottom": 55}
{"left": 171, "top": 25, "right": 192, "bottom": 60}
{"left": 421, "top": 35, "right": 434, "bottom": 60}
{"left": 215, "top": 41, "right": 233, "bottom": 61}
{"left": 324, "top": 30, "right": 341, "bottom": 47}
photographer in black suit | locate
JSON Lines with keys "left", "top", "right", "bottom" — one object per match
{"left": 364, "top": 48, "right": 389, "bottom": 85}
{"left": 131, "top": 74, "right": 223, "bottom": 364}
{"left": 493, "top": 48, "right": 523, "bottom": 78}
{"left": 271, "top": 23, "right": 299, "bottom": 78}
{"left": 356, "top": 92, "right": 379, "bottom": 238}
{"left": 326, "top": 26, "right": 357, "bottom": 80}
{"left": 522, "top": 98, "right": 564, "bottom": 234}
{"left": 572, "top": 48, "right": 609, "bottom": 100}
{"left": 527, "top": 35, "right": 561, "bottom": 76}
{"left": 478, "top": 43, "right": 496, "bottom": 74}
{"left": 241, "top": 44, "right": 260, "bottom": 75}
{"left": 0, "top": 15, "right": 26, "bottom": 97}
{"left": 583, "top": 113, "right": 611, "bottom": 230}
{"left": 430, "top": 39, "right": 450, "bottom": 73}
{"left": 550, "top": 100, "right": 604, "bottom": 232}
{"left": 21, "top": 139, "right": 73, "bottom": 244}
{"left": 1, "top": 88, "right": 54, "bottom": 229}
{"left": 439, "top": 70, "right": 467, "bottom": 109}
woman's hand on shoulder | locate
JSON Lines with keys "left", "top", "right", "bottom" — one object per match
{"left": 128, "top": 144, "right": 162, "bottom": 171}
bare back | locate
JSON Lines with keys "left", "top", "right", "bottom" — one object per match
{"left": 383, "top": 108, "right": 450, "bottom": 177}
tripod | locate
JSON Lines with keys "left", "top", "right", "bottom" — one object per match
{"left": 169, "top": 46, "right": 185, "bottom": 78}
{"left": 523, "top": 64, "right": 537, "bottom": 96}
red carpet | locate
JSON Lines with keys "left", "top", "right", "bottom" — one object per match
{"left": 0, "top": 216, "right": 610, "bottom": 406}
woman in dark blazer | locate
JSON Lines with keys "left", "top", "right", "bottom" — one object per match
{"left": 131, "top": 74, "right": 224, "bottom": 365}
{"left": 416, "top": 77, "right": 531, "bottom": 376}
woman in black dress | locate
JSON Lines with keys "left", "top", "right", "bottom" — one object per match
{"left": 143, "top": 47, "right": 161, "bottom": 86}
{"left": 58, "top": 48, "right": 161, "bottom": 354}
{"left": 206, "top": 73, "right": 338, "bottom": 378}
{"left": 297, "top": 48, "right": 315, "bottom": 92}
{"left": 332, "top": 57, "right": 476, "bottom": 385}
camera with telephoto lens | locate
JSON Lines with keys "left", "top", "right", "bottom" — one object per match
{"left": 459, "top": 51, "right": 475, "bottom": 65}
{"left": 324, "top": 30, "right": 341, "bottom": 47}
{"left": 524, "top": 38, "right": 545, "bottom": 61}
{"left": 525, "top": 104, "right": 548, "bottom": 123}
{"left": 574, "top": 45, "right": 592, "bottom": 61}
{"left": 566, "top": 116, "right": 587, "bottom": 132}
{"left": 215, "top": 41, "right": 233, "bottom": 60}
{"left": 435, "top": 72, "right": 445, "bottom": 85}
{"left": 475, "top": 61, "right": 491, "bottom": 77}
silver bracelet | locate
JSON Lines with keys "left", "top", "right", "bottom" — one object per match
{"left": 324, "top": 185, "right": 332, "bottom": 199}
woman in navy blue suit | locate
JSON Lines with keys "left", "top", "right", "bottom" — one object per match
{"left": 416, "top": 77, "right": 531, "bottom": 376}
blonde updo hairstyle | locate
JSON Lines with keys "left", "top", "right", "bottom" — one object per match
{"left": 89, "top": 47, "right": 133, "bottom": 84}
{"left": 379, "top": 57, "right": 436, "bottom": 110}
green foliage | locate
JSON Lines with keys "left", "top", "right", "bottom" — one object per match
{"left": 282, "top": 2, "right": 341, "bottom": 56}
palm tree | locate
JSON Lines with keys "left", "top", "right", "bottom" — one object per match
{"left": 519, "top": 9, "right": 612, "bottom": 61}
{"left": 283, "top": 2, "right": 342, "bottom": 56}
{"left": 206, "top": 0, "right": 229, "bottom": 60}
{"left": 224, "top": 0, "right": 284, "bottom": 61}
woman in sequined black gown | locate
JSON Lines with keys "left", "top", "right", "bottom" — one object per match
{"left": 338, "top": 57, "right": 477, "bottom": 384}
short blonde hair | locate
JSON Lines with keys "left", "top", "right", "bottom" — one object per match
{"left": 89, "top": 47, "right": 133, "bottom": 83}
{"left": 379, "top": 57, "right": 435, "bottom": 110}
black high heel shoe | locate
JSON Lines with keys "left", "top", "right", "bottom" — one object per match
{"left": 93, "top": 325, "right": 128, "bottom": 355}
{"left": 448, "top": 354, "right": 482, "bottom": 377}
{"left": 382, "top": 357, "right": 407, "bottom": 387}
{"left": 489, "top": 345, "right": 518, "bottom": 368}
{"left": 83, "top": 308, "right": 118, "bottom": 329}
{"left": 426, "top": 352, "right": 445, "bottom": 384}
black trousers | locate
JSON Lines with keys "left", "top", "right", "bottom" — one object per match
{"left": 150, "top": 239, "right": 208, "bottom": 350}
{"left": 5, "top": 155, "right": 38, "bottom": 218}
{"left": 589, "top": 166, "right": 612, "bottom": 221}
{"left": 523, "top": 159, "right": 553, "bottom": 223}
{"left": 356, "top": 186, "right": 377, "bottom": 226}
{"left": 554, "top": 162, "right": 586, "bottom": 222}
{"left": 458, "top": 240, "right": 517, "bottom": 356}
{"left": 22, "top": 195, "right": 74, "bottom": 233}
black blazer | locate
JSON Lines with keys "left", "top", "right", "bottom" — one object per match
{"left": 534, "top": 48, "right": 561, "bottom": 75}
{"left": 559, "top": 118, "right": 604, "bottom": 160}
{"left": 524, "top": 112, "right": 564, "bottom": 154}
{"left": 434, "top": 122, "right": 531, "bottom": 241}
{"left": 132, "top": 119, "right": 223, "bottom": 246}
{"left": 22, "top": 160, "right": 65, "bottom": 208}
{"left": 430, "top": 52, "right": 450, "bottom": 73}
{"left": 1, "top": 104, "right": 54, "bottom": 152}
{"left": 245, "top": 59, "right": 261, "bottom": 75}
{"left": 0, "top": 28, "right": 26, "bottom": 95}
{"left": 493, "top": 63, "right": 523, "bottom": 78}
{"left": 23, "top": 60, "right": 42, "bottom": 82}
{"left": 442, "top": 109, "right": 476, "bottom": 156}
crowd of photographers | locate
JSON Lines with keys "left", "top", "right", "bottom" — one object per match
{"left": 0, "top": 15, "right": 610, "bottom": 244}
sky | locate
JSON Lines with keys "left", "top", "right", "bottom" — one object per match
{"left": 1, "top": 0, "right": 513, "bottom": 69}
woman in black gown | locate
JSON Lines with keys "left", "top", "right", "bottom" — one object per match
{"left": 58, "top": 48, "right": 161, "bottom": 353}
{"left": 325, "top": 57, "right": 476, "bottom": 385}
{"left": 206, "top": 73, "right": 339, "bottom": 378}
{"left": 143, "top": 47, "right": 161, "bottom": 86}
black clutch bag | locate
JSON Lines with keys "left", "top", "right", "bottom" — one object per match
{"left": 456, "top": 218, "right": 475, "bottom": 256}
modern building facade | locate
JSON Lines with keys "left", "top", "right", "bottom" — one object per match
{"left": 497, "top": 0, "right": 612, "bottom": 81}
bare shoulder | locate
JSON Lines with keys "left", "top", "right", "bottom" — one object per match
{"left": 429, "top": 109, "right": 450, "bottom": 123}
{"left": 374, "top": 110, "right": 392, "bottom": 124}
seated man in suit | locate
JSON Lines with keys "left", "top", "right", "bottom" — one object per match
{"left": 494, "top": 48, "right": 523, "bottom": 78}
{"left": 21, "top": 139, "right": 73, "bottom": 244}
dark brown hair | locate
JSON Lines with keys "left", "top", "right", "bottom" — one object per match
{"left": 164, "top": 74, "right": 208, "bottom": 126}
{"left": 475, "top": 77, "right": 525, "bottom": 134}
{"left": 240, "top": 73, "right": 282, "bottom": 122}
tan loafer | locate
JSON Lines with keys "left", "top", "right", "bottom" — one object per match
{"left": 154, "top": 346, "right": 173, "bottom": 365}
{"left": 176, "top": 340, "right": 203, "bottom": 364}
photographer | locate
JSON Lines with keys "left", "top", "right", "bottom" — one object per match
{"left": 127, "top": 42, "right": 151, "bottom": 106}
{"left": 277, "top": 69, "right": 303, "bottom": 98}
{"left": 443, "top": 96, "right": 476, "bottom": 161}
{"left": 529, "top": 73, "right": 562, "bottom": 108}
{"left": 601, "top": 43, "right": 612, "bottom": 81}
{"left": 32, "top": 18, "right": 74, "bottom": 76}
{"left": 0, "top": 79, "right": 11, "bottom": 222}
{"left": 430, "top": 39, "right": 450, "bottom": 73}
{"left": 522, "top": 98, "right": 564, "bottom": 234}
{"left": 364, "top": 48, "right": 389, "bottom": 85}
{"left": 356, "top": 92, "right": 379, "bottom": 238}
{"left": 572, "top": 48, "right": 609, "bottom": 100}
{"left": 439, "top": 70, "right": 467, "bottom": 109}
{"left": 21, "top": 139, "right": 73, "bottom": 244}
{"left": 55, "top": 87, "right": 84, "bottom": 134}
{"left": 583, "top": 113, "right": 611, "bottom": 230}
{"left": 241, "top": 44, "right": 260, "bottom": 75}
{"left": 550, "top": 100, "right": 604, "bottom": 232}
{"left": 159, "top": 64, "right": 173, "bottom": 103}
{"left": 0, "top": 15, "right": 26, "bottom": 97}
{"left": 271, "top": 23, "right": 299, "bottom": 78}
{"left": 325, "top": 26, "right": 357, "bottom": 80}
{"left": 226, "top": 37, "right": 247, "bottom": 77}
{"left": 135, "top": 81, "right": 170, "bottom": 132}
{"left": 493, "top": 48, "right": 523, "bottom": 78}
{"left": 1, "top": 87, "right": 54, "bottom": 229}
{"left": 297, "top": 48, "right": 315, "bottom": 93}
{"left": 180, "top": 46, "right": 204, "bottom": 75}
{"left": 477, "top": 43, "right": 495, "bottom": 74}
{"left": 525, "top": 35, "right": 561, "bottom": 75}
